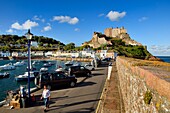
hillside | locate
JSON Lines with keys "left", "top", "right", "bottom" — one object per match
{"left": 81, "top": 27, "right": 159, "bottom": 60}
{"left": 0, "top": 35, "right": 65, "bottom": 51}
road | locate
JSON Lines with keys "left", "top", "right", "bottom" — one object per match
{"left": 0, "top": 63, "right": 108, "bottom": 113}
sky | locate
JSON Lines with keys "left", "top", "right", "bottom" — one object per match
{"left": 0, "top": 0, "right": 170, "bottom": 56}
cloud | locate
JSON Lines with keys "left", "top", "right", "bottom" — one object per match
{"left": 74, "top": 28, "right": 80, "bottom": 32}
{"left": 11, "top": 22, "right": 22, "bottom": 30}
{"left": 42, "top": 23, "right": 52, "bottom": 32}
{"left": 149, "top": 45, "right": 170, "bottom": 55}
{"left": 6, "top": 29, "right": 13, "bottom": 33}
{"left": 106, "top": 11, "right": 126, "bottom": 21}
{"left": 53, "top": 16, "right": 79, "bottom": 25}
{"left": 33, "top": 15, "right": 45, "bottom": 22}
{"left": 11, "top": 20, "right": 38, "bottom": 30}
{"left": 98, "top": 13, "right": 105, "bottom": 17}
{"left": 139, "top": 17, "right": 148, "bottom": 22}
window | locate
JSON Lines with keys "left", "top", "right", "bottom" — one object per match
{"left": 42, "top": 74, "right": 50, "bottom": 81}
{"left": 53, "top": 73, "right": 65, "bottom": 79}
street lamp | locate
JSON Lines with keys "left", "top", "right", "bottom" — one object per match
{"left": 25, "top": 29, "right": 33, "bottom": 101}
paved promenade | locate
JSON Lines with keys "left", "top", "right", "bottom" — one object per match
{"left": 102, "top": 62, "right": 124, "bottom": 113}
{"left": 0, "top": 63, "right": 108, "bottom": 113}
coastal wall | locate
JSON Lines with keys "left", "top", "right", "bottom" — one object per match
{"left": 116, "top": 57, "right": 170, "bottom": 113}
{"left": 50, "top": 57, "right": 93, "bottom": 62}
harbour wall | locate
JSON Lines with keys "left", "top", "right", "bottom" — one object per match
{"left": 116, "top": 56, "right": 170, "bottom": 113}
{"left": 50, "top": 57, "right": 93, "bottom": 62}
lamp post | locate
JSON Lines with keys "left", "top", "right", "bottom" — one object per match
{"left": 25, "top": 29, "right": 33, "bottom": 101}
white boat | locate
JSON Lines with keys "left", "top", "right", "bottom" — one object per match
{"left": 13, "top": 61, "right": 26, "bottom": 67}
{"left": 0, "top": 63, "right": 15, "bottom": 71}
{"left": 15, "top": 71, "right": 36, "bottom": 81}
{"left": 65, "top": 61, "right": 74, "bottom": 66}
{"left": 0, "top": 72, "right": 10, "bottom": 79}
{"left": 32, "top": 61, "right": 39, "bottom": 65}
{"left": 40, "top": 67, "right": 48, "bottom": 72}
{"left": 43, "top": 63, "right": 51, "bottom": 67}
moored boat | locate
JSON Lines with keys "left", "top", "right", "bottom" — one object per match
{"left": 13, "top": 61, "right": 26, "bottom": 67}
{"left": 15, "top": 71, "right": 37, "bottom": 81}
{"left": 43, "top": 63, "right": 51, "bottom": 67}
{"left": 40, "top": 67, "right": 48, "bottom": 72}
{"left": 0, "top": 72, "right": 10, "bottom": 79}
{"left": 0, "top": 63, "right": 15, "bottom": 71}
{"left": 65, "top": 60, "right": 74, "bottom": 66}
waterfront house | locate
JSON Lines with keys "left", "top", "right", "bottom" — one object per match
{"left": 0, "top": 51, "right": 11, "bottom": 57}
{"left": 31, "top": 41, "right": 38, "bottom": 47}
{"left": 31, "top": 51, "right": 44, "bottom": 57}
{"left": 12, "top": 52, "right": 19, "bottom": 57}
{"left": 43, "top": 43, "right": 48, "bottom": 47}
{"left": 45, "top": 51, "right": 53, "bottom": 57}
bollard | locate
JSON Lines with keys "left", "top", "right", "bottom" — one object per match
{"left": 107, "top": 65, "right": 112, "bottom": 80}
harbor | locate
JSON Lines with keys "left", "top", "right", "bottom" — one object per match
{"left": 0, "top": 59, "right": 87, "bottom": 102}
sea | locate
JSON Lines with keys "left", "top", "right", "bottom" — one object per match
{"left": 0, "top": 60, "right": 84, "bottom": 102}
{"left": 156, "top": 56, "right": 170, "bottom": 63}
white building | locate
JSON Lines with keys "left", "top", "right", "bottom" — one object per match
{"left": 31, "top": 51, "right": 44, "bottom": 56}
{"left": 31, "top": 41, "right": 38, "bottom": 47}
{"left": 0, "top": 51, "right": 11, "bottom": 57}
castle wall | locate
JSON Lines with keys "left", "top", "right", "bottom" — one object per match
{"left": 104, "top": 28, "right": 112, "bottom": 37}
{"left": 104, "top": 27, "right": 127, "bottom": 37}
{"left": 98, "top": 37, "right": 108, "bottom": 45}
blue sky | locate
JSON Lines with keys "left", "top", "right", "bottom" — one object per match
{"left": 0, "top": 0, "right": 170, "bottom": 56}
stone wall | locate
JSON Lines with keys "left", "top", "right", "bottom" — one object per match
{"left": 116, "top": 57, "right": 170, "bottom": 113}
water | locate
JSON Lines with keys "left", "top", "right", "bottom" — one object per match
{"left": 0, "top": 59, "right": 83, "bottom": 101}
{"left": 156, "top": 56, "right": 170, "bottom": 63}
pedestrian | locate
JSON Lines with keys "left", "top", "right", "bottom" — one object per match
{"left": 41, "top": 85, "right": 50, "bottom": 112}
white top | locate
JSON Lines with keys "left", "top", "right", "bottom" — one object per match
{"left": 42, "top": 89, "right": 50, "bottom": 98}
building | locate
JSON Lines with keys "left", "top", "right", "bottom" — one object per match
{"left": 104, "top": 27, "right": 127, "bottom": 38}
{"left": 31, "top": 41, "right": 38, "bottom": 47}
{"left": 0, "top": 51, "right": 11, "bottom": 57}
{"left": 82, "top": 27, "right": 142, "bottom": 48}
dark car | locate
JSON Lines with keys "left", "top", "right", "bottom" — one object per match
{"left": 101, "top": 57, "right": 112, "bottom": 62}
{"left": 34, "top": 71, "right": 77, "bottom": 89}
{"left": 68, "top": 66, "right": 91, "bottom": 77}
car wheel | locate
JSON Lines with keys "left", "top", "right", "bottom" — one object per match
{"left": 70, "top": 81, "right": 76, "bottom": 87}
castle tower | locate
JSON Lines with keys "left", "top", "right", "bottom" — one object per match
{"left": 104, "top": 28, "right": 112, "bottom": 37}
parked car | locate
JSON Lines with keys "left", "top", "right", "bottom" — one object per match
{"left": 101, "top": 57, "right": 112, "bottom": 62}
{"left": 68, "top": 66, "right": 91, "bottom": 77}
{"left": 84, "top": 64, "right": 95, "bottom": 71}
{"left": 34, "top": 71, "right": 77, "bottom": 89}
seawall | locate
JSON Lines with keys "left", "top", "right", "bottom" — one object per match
{"left": 116, "top": 56, "right": 170, "bottom": 113}
{"left": 50, "top": 57, "right": 93, "bottom": 62}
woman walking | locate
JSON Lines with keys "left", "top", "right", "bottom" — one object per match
{"left": 41, "top": 85, "right": 50, "bottom": 112}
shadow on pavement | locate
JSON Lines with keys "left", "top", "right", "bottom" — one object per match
{"left": 51, "top": 92, "right": 101, "bottom": 101}
{"left": 77, "top": 81, "right": 96, "bottom": 87}
{"left": 49, "top": 99, "right": 100, "bottom": 112}
{"left": 66, "top": 107, "right": 95, "bottom": 113}
{"left": 92, "top": 73, "right": 104, "bottom": 76}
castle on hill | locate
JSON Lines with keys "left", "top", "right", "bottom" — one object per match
{"left": 82, "top": 27, "right": 142, "bottom": 48}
